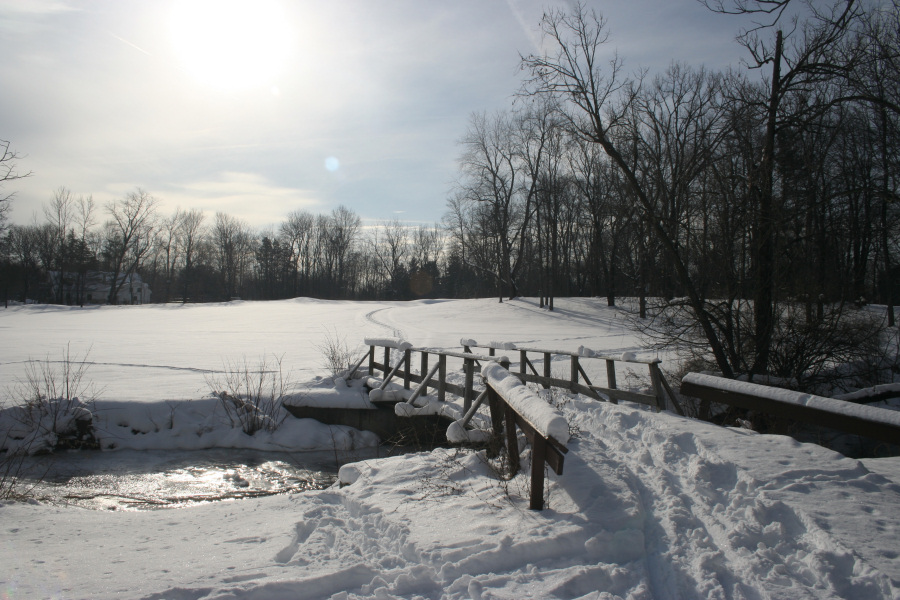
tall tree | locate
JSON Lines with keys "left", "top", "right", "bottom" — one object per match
{"left": 104, "top": 188, "right": 158, "bottom": 304}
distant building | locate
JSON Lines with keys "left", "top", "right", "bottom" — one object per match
{"left": 50, "top": 271, "right": 153, "bottom": 305}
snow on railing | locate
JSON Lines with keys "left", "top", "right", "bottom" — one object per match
{"left": 460, "top": 339, "right": 683, "bottom": 415}
{"left": 680, "top": 373, "right": 900, "bottom": 444}
{"left": 482, "top": 363, "right": 569, "bottom": 444}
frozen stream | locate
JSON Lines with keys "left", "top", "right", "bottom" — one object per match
{"left": 17, "top": 447, "right": 388, "bottom": 510}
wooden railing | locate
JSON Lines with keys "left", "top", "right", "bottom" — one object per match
{"left": 348, "top": 339, "right": 507, "bottom": 412}
{"left": 462, "top": 341, "right": 683, "bottom": 415}
{"left": 680, "top": 373, "right": 900, "bottom": 446}
{"left": 350, "top": 339, "right": 682, "bottom": 414}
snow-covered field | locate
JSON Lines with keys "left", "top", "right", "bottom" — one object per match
{"left": 1, "top": 298, "right": 899, "bottom": 599}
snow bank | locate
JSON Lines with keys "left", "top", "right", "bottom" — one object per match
{"left": 683, "top": 373, "right": 900, "bottom": 427}
{"left": 459, "top": 338, "right": 477, "bottom": 347}
{"left": 481, "top": 363, "right": 569, "bottom": 444}
{"left": 285, "top": 377, "right": 374, "bottom": 409}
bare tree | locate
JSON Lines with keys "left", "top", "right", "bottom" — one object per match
{"left": 370, "top": 219, "right": 410, "bottom": 298}
{"left": 521, "top": 4, "right": 737, "bottom": 376}
{"left": 178, "top": 209, "right": 206, "bottom": 303}
{"left": 212, "top": 212, "right": 254, "bottom": 300}
{"left": 104, "top": 188, "right": 158, "bottom": 304}
{"left": 327, "top": 205, "right": 361, "bottom": 298}
{"left": 0, "top": 140, "right": 31, "bottom": 234}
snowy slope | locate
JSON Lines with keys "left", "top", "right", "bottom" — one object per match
{"left": 1, "top": 299, "right": 899, "bottom": 599}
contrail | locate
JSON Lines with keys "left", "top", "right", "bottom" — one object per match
{"left": 108, "top": 32, "right": 152, "bottom": 56}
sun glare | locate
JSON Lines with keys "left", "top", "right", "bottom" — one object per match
{"left": 169, "top": 0, "right": 292, "bottom": 91}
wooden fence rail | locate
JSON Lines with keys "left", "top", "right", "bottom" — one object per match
{"left": 352, "top": 339, "right": 682, "bottom": 415}
{"left": 680, "top": 373, "right": 900, "bottom": 446}
{"left": 462, "top": 341, "right": 683, "bottom": 415}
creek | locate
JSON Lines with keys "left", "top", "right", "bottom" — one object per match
{"left": 16, "top": 446, "right": 388, "bottom": 510}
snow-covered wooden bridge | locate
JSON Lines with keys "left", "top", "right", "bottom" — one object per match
{"left": 287, "top": 338, "right": 683, "bottom": 509}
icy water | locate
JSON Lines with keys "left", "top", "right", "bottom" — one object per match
{"left": 17, "top": 447, "right": 386, "bottom": 510}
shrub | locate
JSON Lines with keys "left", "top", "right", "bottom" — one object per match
{"left": 316, "top": 329, "right": 360, "bottom": 378}
{"left": 2, "top": 346, "right": 98, "bottom": 455}
{"left": 1, "top": 346, "right": 98, "bottom": 499}
{"left": 205, "top": 355, "right": 290, "bottom": 435}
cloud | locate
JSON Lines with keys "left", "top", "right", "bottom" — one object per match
{"left": 158, "top": 172, "right": 323, "bottom": 228}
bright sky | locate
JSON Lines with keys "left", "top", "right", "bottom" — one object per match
{"left": 0, "top": 0, "right": 746, "bottom": 230}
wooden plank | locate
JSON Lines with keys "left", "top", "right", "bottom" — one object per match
{"left": 468, "top": 343, "right": 660, "bottom": 364}
{"left": 530, "top": 435, "right": 547, "bottom": 510}
{"left": 576, "top": 361, "right": 594, "bottom": 388}
{"left": 648, "top": 362, "right": 664, "bottom": 412}
{"left": 523, "top": 354, "right": 540, "bottom": 377}
{"left": 658, "top": 368, "right": 685, "bottom": 416}
{"left": 605, "top": 360, "right": 617, "bottom": 393}
{"left": 487, "top": 388, "right": 504, "bottom": 459}
{"left": 438, "top": 354, "right": 447, "bottom": 403}
{"left": 515, "top": 372, "right": 598, "bottom": 399}
{"left": 504, "top": 404, "right": 520, "bottom": 476}
{"left": 464, "top": 358, "right": 474, "bottom": 412}
{"left": 511, "top": 412, "right": 566, "bottom": 475}
{"left": 680, "top": 380, "right": 900, "bottom": 445}
{"left": 403, "top": 349, "right": 411, "bottom": 389}
{"left": 589, "top": 385, "right": 659, "bottom": 406}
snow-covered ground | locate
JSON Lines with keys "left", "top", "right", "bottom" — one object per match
{"left": 1, "top": 298, "right": 899, "bottom": 599}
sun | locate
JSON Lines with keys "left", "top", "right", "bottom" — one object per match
{"left": 169, "top": 0, "right": 292, "bottom": 91}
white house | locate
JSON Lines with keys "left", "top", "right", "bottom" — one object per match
{"left": 84, "top": 272, "right": 152, "bottom": 305}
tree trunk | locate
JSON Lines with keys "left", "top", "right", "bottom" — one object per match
{"left": 751, "top": 29, "right": 782, "bottom": 376}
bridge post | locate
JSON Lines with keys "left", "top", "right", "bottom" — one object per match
{"left": 368, "top": 345, "right": 375, "bottom": 375}
{"left": 463, "top": 358, "right": 474, "bottom": 412}
{"left": 403, "top": 349, "right": 411, "bottom": 389}
{"left": 486, "top": 387, "right": 504, "bottom": 459}
{"left": 648, "top": 362, "right": 665, "bottom": 412}
{"left": 530, "top": 435, "right": 547, "bottom": 510}
{"left": 570, "top": 356, "right": 579, "bottom": 390}
{"left": 504, "top": 404, "right": 519, "bottom": 476}
{"left": 605, "top": 360, "right": 618, "bottom": 404}
{"left": 543, "top": 352, "right": 551, "bottom": 382}
{"left": 383, "top": 346, "right": 391, "bottom": 378}
{"left": 438, "top": 354, "right": 447, "bottom": 403}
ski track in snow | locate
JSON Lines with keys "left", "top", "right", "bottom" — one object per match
{"left": 363, "top": 306, "right": 404, "bottom": 340}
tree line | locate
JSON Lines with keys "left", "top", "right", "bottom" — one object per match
{"left": 0, "top": 187, "right": 450, "bottom": 305}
